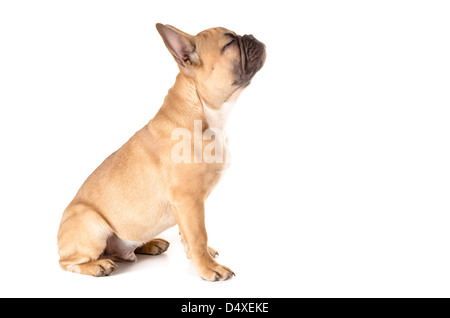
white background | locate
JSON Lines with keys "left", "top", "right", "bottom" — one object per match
{"left": 1, "top": 0, "right": 449, "bottom": 297}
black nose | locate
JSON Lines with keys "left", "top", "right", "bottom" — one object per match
{"left": 243, "top": 34, "right": 256, "bottom": 41}
{"left": 242, "top": 34, "right": 265, "bottom": 48}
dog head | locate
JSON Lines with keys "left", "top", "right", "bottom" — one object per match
{"left": 156, "top": 24, "right": 266, "bottom": 108}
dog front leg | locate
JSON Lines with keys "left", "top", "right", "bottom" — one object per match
{"left": 171, "top": 199, "right": 234, "bottom": 281}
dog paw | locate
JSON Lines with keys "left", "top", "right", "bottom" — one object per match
{"left": 198, "top": 262, "right": 235, "bottom": 282}
{"left": 76, "top": 259, "right": 117, "bottom": 277}
{"left": 135, "top": 238, "right": 170, "bottom": 255}
{"left": 95, "top": 259, "right": 117, "bottom": 277}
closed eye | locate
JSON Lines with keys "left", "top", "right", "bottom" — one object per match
{"left": 221, "top": 39, "right": 235, "bottom": 53}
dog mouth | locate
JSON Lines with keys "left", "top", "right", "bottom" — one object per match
{"left": 233, "top": 34, "right": 266, "bottom": 87}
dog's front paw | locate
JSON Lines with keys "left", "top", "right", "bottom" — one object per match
{"left": 198, "top": 260, "right": 235, "bottom": 281}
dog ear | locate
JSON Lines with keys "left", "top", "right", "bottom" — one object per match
{"left": 156, "top": 23, "right": 199, "bottom": 69}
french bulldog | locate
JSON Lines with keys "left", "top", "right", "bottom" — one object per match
{"left": 57, "top": 23, "right": 266, "bottom": 281}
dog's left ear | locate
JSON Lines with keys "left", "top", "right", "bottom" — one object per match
{"left": 156, "top": 23, "right": 199, "bottom": 70}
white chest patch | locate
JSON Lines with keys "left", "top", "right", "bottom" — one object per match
{"left": 202, "top": 100, "right": 235, "bottom": 133}
{"left": 200, "top": 88, "right": 243, "bottom": 133}
{"left": 199, "top": 89, "right": 244, "bottom": 168}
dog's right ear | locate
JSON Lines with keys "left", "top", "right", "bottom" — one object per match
{"left": 156, "top": 23, "right": 199, "bottom": 69}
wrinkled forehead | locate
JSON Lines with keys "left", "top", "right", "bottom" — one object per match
{"left": 196, "top": 27, "right": 235, "bottom": 42}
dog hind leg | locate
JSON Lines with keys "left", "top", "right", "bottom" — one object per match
{"left": 57, "top": 205, "right": 116, "bottom": 277}
{"left": 135, "top": 238, "right": 170, "bottom": 255}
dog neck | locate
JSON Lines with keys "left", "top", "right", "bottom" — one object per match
{"left": 155, "top": 73, "right": 241, "bottom": 135}
{"left": 154, "top": 73, "right": 204, "bottom": 128}
{"left": 200, "top": 86, "right": 243, "bottom": 134}
{"left": 200, "top": 98, "right": 235, "bottom": 133}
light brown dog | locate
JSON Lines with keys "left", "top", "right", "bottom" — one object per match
{"left": 57, "top": 23, "right": 266, "bottom": 281}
